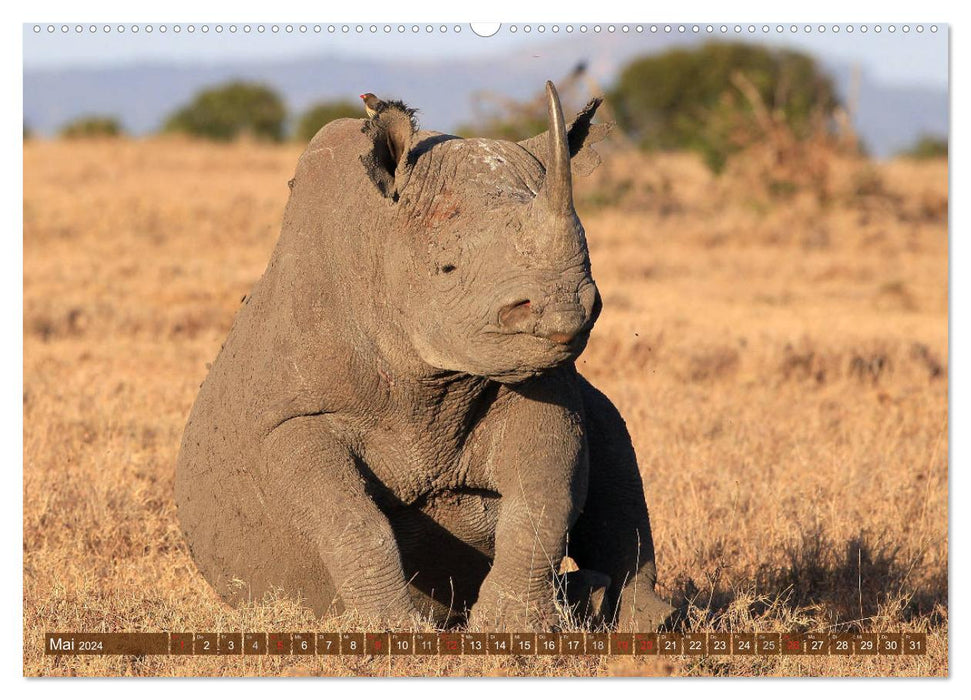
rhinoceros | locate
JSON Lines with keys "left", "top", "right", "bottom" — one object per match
{"left": 175, "top": 81, "right": 674, "bottom": 631}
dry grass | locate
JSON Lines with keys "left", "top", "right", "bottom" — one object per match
{"left": 23, "top": 137, "right": 948, "bottom": 677}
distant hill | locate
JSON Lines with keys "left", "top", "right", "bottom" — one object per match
{"left": 23, "top": 34, "right": 947, "bottom": 158}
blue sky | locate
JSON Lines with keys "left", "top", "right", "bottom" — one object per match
{"left": 23, "top": 23, "right": 948, "bottom": 90}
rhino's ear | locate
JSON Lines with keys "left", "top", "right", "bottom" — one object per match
{"left": 519, "top": 97, "right": 613, "bottom": 177}
{"left": 360, "top": 101, "right": 419, "bottom": 200}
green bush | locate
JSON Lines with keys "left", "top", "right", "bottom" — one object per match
{"left": 611, "top": 42, "right": 839, "bottom": 172}
{"left": 164, "top": 82, "right": 286, "bottom": 142}
{"left": 899, "top": 135, "right": 948, "bottom": 160}
{"left": 59, "top": 116, "right": 123, "bottom": 139}
{"left": 295, "top": 101, "right": 362, "bottom": 142}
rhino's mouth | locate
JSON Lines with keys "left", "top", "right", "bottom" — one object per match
{"left": 519, "top": 327, "right": 591, "bottom": 365}
{"left": 551, "top": 328, "right": 592, "bottom": 360}
{"left": 470, "top": 327, "right": 588, "bottom": 384}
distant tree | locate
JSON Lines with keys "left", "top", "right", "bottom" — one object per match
{"left": 611, "top": 42, "right": 840, "bottom": 172}
{"left": 59, "top": 115, "right": 124, "bottom": 139}
{"left": 23, "top": 123, "right": 32, "bottom": 140}
{"left": 164, "top": 82, "right": 286, "bottom": 142}
{"left": 295, "top": 101, "right": 361, "bottom": 142}
{"left": 899, "top": 135, "right": 948, "bottom": 160}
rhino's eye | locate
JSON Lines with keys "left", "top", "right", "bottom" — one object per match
{"left": 438, "top": 264, "right": 457, "bottom": 274}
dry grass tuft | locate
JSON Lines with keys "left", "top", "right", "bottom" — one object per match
{"left": 24, "top": 139, "right": 947, "bottom": 676}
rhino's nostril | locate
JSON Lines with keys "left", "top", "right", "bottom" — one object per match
{"left": 498, "top": 299, "right": 532, "bottom": 329}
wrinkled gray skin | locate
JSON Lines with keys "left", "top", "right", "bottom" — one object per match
{"left": 175, "top": 82, "right": 675, "bottom": 631}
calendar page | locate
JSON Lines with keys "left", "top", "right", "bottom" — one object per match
{"left": 21, "top": 12, "right": 949, "bottom": 680}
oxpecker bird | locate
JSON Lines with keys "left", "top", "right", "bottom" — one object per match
{"left": 360, "top": 93, "right": 385, "bottom": 119}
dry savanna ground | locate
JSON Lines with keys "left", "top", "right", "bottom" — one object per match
{"left": 23, "top": 135, "right": 948, "bottom": 677}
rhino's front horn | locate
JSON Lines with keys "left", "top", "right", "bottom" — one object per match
{"left": 542, "top": 80, "right": 574, "bottom": 218}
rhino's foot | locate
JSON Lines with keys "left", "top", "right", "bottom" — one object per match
{"left": 467, "top": 580, "right": 560, "bottom": 632}
{"left": 615, "top": 589, "right": 677, "bottom": 632}
{"left": 336, "top": 589, "right": 426, "bottom": 631}
{"left": 560, "top": 568, "right": 611, "bottom": 629}
{"left": 467, "top": 604, "right": 560, "bottom": 632}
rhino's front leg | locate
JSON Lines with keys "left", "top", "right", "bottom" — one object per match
{"left": 261, "top": 415, "right": 420, "bottom": 627}
{"left": 468, "top": 376, "right": 588, "bottom": 631}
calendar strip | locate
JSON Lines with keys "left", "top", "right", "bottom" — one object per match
{"left": 44, "top": 632, "right": 926, "bottom": 656}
